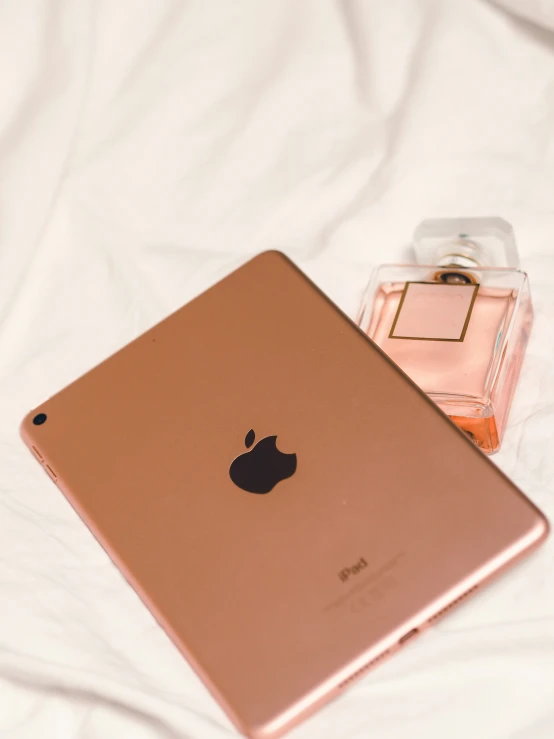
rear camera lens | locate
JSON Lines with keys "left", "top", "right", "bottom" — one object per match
{"left": 33, "top": 413, "right": 47, "bottom": 426}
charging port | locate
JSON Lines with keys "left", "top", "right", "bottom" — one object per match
{"left": 399, "top": 628, "right": 419, "bottom": 645}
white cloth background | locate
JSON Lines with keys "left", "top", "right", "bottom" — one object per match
{"left": 1, "top": 1, "right": 553, "bottom": 737}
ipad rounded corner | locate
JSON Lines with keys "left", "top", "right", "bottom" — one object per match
{"left": 532, "top": 511, "right": 550, "bottom": 547}
{"left": 242, "top": 721, "right": 287, "bottom": 739}
{"left": 19, "top": 408, "right": 47, "bottom": 446}
{"left": 251, "top": 249, "right": 290, "bottom": 268}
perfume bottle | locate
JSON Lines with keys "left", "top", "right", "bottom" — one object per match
{"left": 357, "top": 218, "right": 533, "bottom": 453}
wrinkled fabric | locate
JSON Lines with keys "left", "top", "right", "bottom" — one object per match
{"left": 492, "top": 0, "right": 554, "bottom": 31}
{"left": 0, "top": 1, "right": 553, "bottom": 738}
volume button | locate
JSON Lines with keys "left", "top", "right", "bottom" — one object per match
{"left": 45, "top": 464, "right": 58, "bottom": 481}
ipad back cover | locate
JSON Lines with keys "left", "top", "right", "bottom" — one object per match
{"left": 21, "top": 252, "right": 548, "bottom": 738}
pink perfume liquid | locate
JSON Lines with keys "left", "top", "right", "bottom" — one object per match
{"left": 368, "top": 283, "right": 533, "bottom": 453}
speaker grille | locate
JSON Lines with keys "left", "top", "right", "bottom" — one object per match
{"left": 338, "top": 649, "right": 390, "bottom": 690}
{"left": 428, "top": 585, "right": 478, "bottom": 623}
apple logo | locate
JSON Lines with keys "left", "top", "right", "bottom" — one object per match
{"left": 229, "top": 429, "right": 297, "bottom": 494}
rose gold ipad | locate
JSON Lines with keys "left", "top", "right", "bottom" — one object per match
{"left": 21, "top": 251, "right": 548, "bottom": 738}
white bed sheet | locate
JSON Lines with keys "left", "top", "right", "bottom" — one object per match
{"left": 1, "top": 1, "right": 553, "bottom": 737}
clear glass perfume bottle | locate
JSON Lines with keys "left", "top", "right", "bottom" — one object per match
{"left": 357, "top": 218, "right": 533, "bottom": 453}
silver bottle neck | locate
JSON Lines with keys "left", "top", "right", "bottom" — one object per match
{"left": 437, "top": 254, "right": 481, "bottom": 268}
{"left": 434, "top": 239, "right": 484, "bottom": 268}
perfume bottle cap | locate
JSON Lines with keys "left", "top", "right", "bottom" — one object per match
{"left": 413, "top": 217, "right": 520, "bottom": 269}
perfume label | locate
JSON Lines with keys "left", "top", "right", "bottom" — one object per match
{"left": 389, "top": 282, "right": 479, "bottom": 341}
